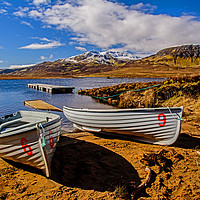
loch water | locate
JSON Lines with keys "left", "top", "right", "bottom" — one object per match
{"left": 0, "top": 77, "right": 165, "bottom": 131}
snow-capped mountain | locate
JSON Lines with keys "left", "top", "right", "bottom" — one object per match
{"left": 105, "top": 51, "right": 140, "bottom": 60}
{"left": 63, "top": 51, "right": 140, "bottom": 64}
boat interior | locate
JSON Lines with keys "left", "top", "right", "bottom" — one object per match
{"left": 0, "top": 111, "right": 53, "bottom": 134}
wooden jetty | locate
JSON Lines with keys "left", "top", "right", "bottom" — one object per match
{"left": 23, "top": 99, "right": 62, "bottom": 112}
{"left": 28, "top": 83, "right": 75, "bottom": 94}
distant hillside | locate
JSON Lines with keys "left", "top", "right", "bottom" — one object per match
{"left": 0, "top": 60, "right": 111, "bottom": 77}
{"left": 0, "top": 45, "right": 200, "bottom": 78}
{"left": 157, "top": 45, "right": 200, "bottom": 57}
{"left": 0, "top": 51, "right": 139, "bottom": 77}
{"left": 151, "top": 44, "right": 200, "bottom": 66}
{"left": 93, "top": 45, "right": 200, "bottom": 78}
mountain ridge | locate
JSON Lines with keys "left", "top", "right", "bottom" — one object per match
{"left": 156, "top": 44, "right": 200, "bottom": 57}
{"left": 0, "top": 45, "right": 200, "bottom": 78}
{"left": 62, "top": 50, "right": 140, "bottom": 64}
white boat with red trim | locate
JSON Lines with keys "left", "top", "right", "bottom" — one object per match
{"left": 63, "top": 106, "right": 183, "bottom": 146}
{"left": 0, "top": 111, "right": 61, "bottom": 177}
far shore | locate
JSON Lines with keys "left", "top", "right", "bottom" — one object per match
{"left": 0, "top": 75, "right": 78, "bottom": 80}
{"left": 0, "top": 75, "right": 163, "bottom": 80}
{"left": 0, "top": 72, "right": 196, "bottom": 80}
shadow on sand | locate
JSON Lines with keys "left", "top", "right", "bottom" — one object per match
{"left": 91, "top": 131, "right": 200, "bottom": 150}
{"left": 174, "top": 132, "right": 200, "bottom": 149}
{"left": 4, "top": 132, "right": 198, "bottom": 196}
{"left": 50, "top": 135, "right": 141, "bottom": 192}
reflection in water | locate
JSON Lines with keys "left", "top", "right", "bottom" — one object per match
{"left": 0, "top": 77, "right": 165, "bottom": 131}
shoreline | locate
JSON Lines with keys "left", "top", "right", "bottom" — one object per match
{"left": 0, "top": 73, "right": 180, "bottom": 80}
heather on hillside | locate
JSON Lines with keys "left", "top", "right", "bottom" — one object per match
{"left": 78, "top": 75, "right": 199, "bottom": 108}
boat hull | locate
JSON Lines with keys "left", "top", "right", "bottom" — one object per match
{"left": 0, "top": 111, "right": 61, "bottom": 177}
{"left": 63, "top": 106, "right": 183, "bottom": 145}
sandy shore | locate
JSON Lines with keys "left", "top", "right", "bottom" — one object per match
{"left": 0, "top": 128, "right": 200, "bottom": 199}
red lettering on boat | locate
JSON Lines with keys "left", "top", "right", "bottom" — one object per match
{"left": 158, "top": 113, "right": 166, "bottom": 127}
{"left": 49, "top": 130, "right": 54, "bottom": 148}
{"left": 21, "top": 138, "right": 33, "bottom": 156}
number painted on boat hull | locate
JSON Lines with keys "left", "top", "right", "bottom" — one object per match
{"left": 49, "top": 130, "right": 54, "bottom": 149}
{"left": 21, "top": 138, "right": 33, "bottom": 156}
{"left": 158, "top": 113, "right": 166, "bottom": 127}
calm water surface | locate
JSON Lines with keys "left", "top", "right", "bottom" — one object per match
{"left": 0, "top": 77, "right": 165, "bottom": 131}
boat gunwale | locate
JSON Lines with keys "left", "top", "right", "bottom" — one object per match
{"left": 63, "top": 106, "right": 183, "bottom": 112}
{"left": 0, "top": 111, "right": 61, "bottom": 137}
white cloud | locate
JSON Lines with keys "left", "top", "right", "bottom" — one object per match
{"left": 28, "top": 10, "right": 43, "bottom": 19}
{"left": 0, "top": 60, "right": 3, "bottom": 63}
{"left": 2, "top": 1, "right": 11, "bottom": 6}
{"left": 15, "top": 0, "right": 200, "bottom": 54}
{"left": 40, "top": 54, "right": 53, "bottom": 60}
{"left": 31, "top": 37, "right": 51, "bottom": 42}
{"left": 19, "top": 40, "right": 64, "bottom": 49}
{"left": 32, "top": 0, "right": 50, "bottom": 6}
{"left": 75, "top": 46, "right": 87, "bottom": 51}
{"left": 21, "top": 21, "right": 33, "bottom": 28}
{"left": 40, "top": 55, "right": 46, "bottom": 60}
{"left": 9, "top": 64, "right": 35, "bottom": 69}
{"left": 49, "top": 54, "right": 53, "bottom": 59}
{"left": 0, "top": 8, "right": 7, "bottom": 14}
{"left": 13, "top": 7, "right": 29, "bottom": 17}
{"left": 130, "top": 3, "right": 157, "bottom": 13}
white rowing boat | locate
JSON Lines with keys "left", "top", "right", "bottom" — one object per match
{"left": 63, "top": 106, "right": 183, "bottom": 145}
{"left": 0, "top": 111, "right": 61, "bottom": 177}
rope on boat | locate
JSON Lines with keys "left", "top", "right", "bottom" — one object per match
{"left": 92, "top": 83, "right": 161, "bottom": 100}
{"left": 74, "top": 87, "right": 78, "bottom": 93}
{"left": 167, "top": 107, "right": 183, "bottom": 121}
{"left": 37, "top": 123, "right": 46, "bottom": 147}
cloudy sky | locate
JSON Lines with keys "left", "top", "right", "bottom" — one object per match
{"left": 0, "top": 0, "right": 200, "bottom": 68}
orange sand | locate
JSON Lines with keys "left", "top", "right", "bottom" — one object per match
{"left": 0, "top": 129, "right": 200, "bottom": 199}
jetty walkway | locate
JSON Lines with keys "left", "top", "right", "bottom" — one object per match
{"left": 28, "top": 83, "right": 75, "bottom": 94}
